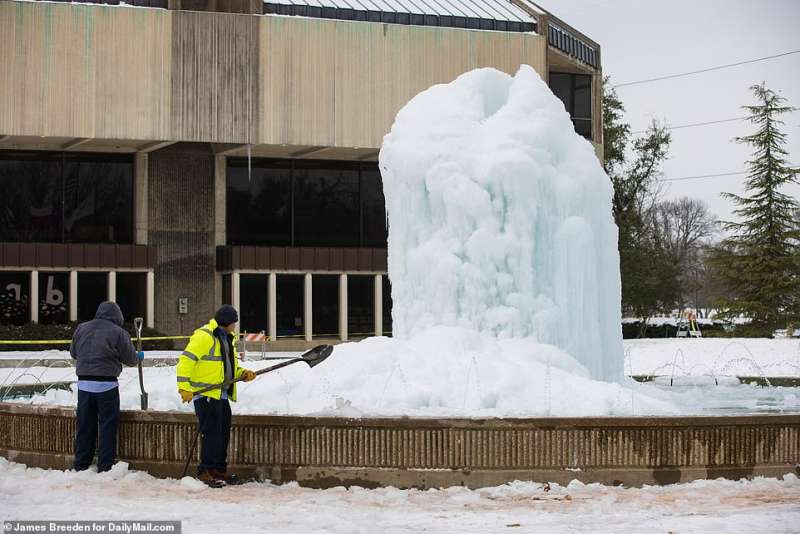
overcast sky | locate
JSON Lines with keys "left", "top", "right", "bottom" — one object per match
{"left": 536, "top": 0, "right": 800, "bottom": 229}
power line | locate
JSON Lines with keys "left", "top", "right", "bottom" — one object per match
{"left": 659, "top": 165, "right": 799, "bottom": 182}
{"left": 631, "top": 116, "right": 748, "bottom": 135}
{"left": 630, "top": 109, "right": 800, "bottom": 135}
{"left": 613, "top": 50, "right": 800, "bottom": 88}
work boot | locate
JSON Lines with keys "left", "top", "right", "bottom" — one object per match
{"left": 210, "top": 469, "right": 242, "bottom": 485}
{"left": 198, "top": 470, "right": 226, "bottom": 488}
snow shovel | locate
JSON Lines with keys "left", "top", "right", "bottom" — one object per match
{"left": 180, "top": 344, "right": 334, "bottom": 479}
{"left": 133, "top": 317, "right": 148, "bottom": 411}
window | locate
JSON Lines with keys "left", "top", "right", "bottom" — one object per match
{"left": 116, "top": 272, "right": 147, "bottom": 326}
{"left": 78, "top": 272, "right": 107, "bottom": 321}
{"left": 382, "top": 275, "right": 392, "bottom": 336}
{"left": 38, "top": 272, "right": 69, "bottom": 325}
{"left": 226, "top": 159, "right": 387, "bottom": 248}
{"left": 347, "top": 275, "right": 374, "bottom": 337}
{"left": 312, "top": 275, "right": 339, "bottom": 337}
{"left": 0, "top": 151, "right": 133, "bottom": 244}
{"left": 276, "top": 274, "right": 303, "bottom": 337}
{"left": 362, "top": 167, "right": 388, "bottom": 247}
{"left": 548, "top": 73, "right": 593, "bottom": 140}
{"left": 294, "top": 161, "right": 360, "bottom": 247}
{"left": 62, "top": 154, "right": 134, "bottom": 243}
{"left": 227, "top": 159, "right": 291, "bottom": 246}
{"left": 240, "top": 274, "right": 268, "bottom": 334}
{"left": 0, "top": 272, "right": 30, "bottom": 326}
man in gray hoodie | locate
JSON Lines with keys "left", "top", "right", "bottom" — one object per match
{"left": 70, "top": 301, "right": 142, "bottom": 472}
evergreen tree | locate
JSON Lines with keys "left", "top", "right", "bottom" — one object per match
{"left": 711, "top": 83, "right": 800, "bottom": 333}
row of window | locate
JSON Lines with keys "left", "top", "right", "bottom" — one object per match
{"left": 0, "top": 152, "right": 134, "bottom": 244}
{"left": 227, "top": 158, "right": 388, "bottom": 248}
{"left": 0, "top": 271, "right": 147, "bottom": 326}
{"left": 1, "top": 89, "right": 591, "bottom": 251}
{"left": 226, "top": 273, "right": 392, "bottom": 338}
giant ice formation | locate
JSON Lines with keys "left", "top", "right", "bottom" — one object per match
{"left": 379, "top": 66, "right": 622, "bottom": 382}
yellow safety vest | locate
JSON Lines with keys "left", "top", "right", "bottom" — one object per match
{"left": 176, "top": 318, "right": 244, "bottom": 401}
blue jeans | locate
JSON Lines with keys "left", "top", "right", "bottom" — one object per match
{"left": 194, "top": 396, "right": 232, "bottom": 474}
{"left": 74, "top": 388, "right": 120, "bottom": 472}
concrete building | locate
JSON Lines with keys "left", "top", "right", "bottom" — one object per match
{"left": 0, "top": 0, "right": 602, "bottom": 348}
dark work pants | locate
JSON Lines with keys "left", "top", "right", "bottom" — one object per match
{"left": 194, "top": 397, "right": 232, "bottom": 474}
{"left": 74, "top": 388, "right": 120, "bottom": 472}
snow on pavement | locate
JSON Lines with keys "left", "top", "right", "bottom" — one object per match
{"left": 0, "top": 459, "right": 798, "bottom": 533}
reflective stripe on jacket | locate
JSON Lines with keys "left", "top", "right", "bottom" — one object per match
{"left": 176, "top": 318, "right": 244, "bottom": 401}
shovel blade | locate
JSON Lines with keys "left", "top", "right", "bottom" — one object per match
{"left": 302, "top": 344, "right": 333, "bottom": 368}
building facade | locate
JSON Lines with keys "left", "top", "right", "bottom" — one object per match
{"left": 0, "top": 0, "right": 602, "bottom": 348}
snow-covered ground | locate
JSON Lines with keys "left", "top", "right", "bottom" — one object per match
{"left": 1, "top": 459, "right": 798, "bottom": 534}
{"left": 2, "top": 336, "right": 800, "bottom": 417}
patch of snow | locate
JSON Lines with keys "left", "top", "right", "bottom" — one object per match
{"left": 1, "top": 459, "right": 798, "bottom": 533}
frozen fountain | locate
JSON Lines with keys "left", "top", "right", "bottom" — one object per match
{"left": 380, "top": 65, "right": 622, "bottom": 382}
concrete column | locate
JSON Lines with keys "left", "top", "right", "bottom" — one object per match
{"left": 231, "top": 270, "right": 240, "bottom": 314}
{"left": 268, "top": 273, "right": 277, "bottom": 341}
{"left": 374, "top": 274, "right": 382, "bottom": 337}
{"left": 214, "top": 155, "right": 226, "bottom": 247}
{"left": 107, "top": 271, "right": 116, "bottom": 302}
{"left": 339, "top": 273, "right": 348, "bottom": 341}
{"left": 69, "top": 271, "right": 78, "bottom": 322}
{"left": 146, "top": 271, "right": 155, "bottom": 329}
{"left": 304, "top": 273, "right": 312, "bottom": 342}
{"left": 30, "top": 271, "right": 39, "bottom": 324}
{"left": 134, "top": 152, "right": 148, "bottom": 245}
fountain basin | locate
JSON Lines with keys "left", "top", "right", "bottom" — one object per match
{"left": 1, "top": 403, "right": 797, "bottom": 489}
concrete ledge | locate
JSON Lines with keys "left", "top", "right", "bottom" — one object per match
{"left": 1, "top": 403, "right": 798, "bottom": 489}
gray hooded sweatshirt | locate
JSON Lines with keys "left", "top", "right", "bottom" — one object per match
{"left": 70, "top": 301, "right": 139, "bottom": 380}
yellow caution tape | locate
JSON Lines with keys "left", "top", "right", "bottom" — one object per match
{"left": 0, "top": 335, "right": 191, "bottom": 345}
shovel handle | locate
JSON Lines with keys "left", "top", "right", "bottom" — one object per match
{"left": 134, "top": 317, "right": 147, "bottom": 410}
{"left": 191, "top": 357, "right": 302, "bottom": 396}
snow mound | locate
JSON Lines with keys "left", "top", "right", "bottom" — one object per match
{"left": 380, "top": 65, "right": 622, "bottom": 382}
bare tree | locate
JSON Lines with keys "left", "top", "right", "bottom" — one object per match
{"left": 650, "top": 197, "right": 718, "bottom": 308}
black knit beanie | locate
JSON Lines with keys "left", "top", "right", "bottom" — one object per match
{"left": 214, "top": 305, "right": 239, "bottom": 327}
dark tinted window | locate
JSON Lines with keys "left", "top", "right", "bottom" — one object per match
{"left": 226, "top": 159, "right": 387, "bottom": 248}
{"left": 362, "top": 166, "right": 388, "bottom": 247}
{"left": 573, "top": 76, "right": 592, "bottom": 120}
{"left": 548, "top": 72, "right": 592, "bottom": 140}
{"left": 347, "top": 275, "right": 374, "bottom": 337}
{"left": 63, "top": 154, "right": 134, "bottom": 244}
{"left": 227, "top": 159, "right": 291, "bottom": 246}
{"left": 78, "top": 272, "right": 107, "bottom": 321}
{"left": 294, "top": 161, "right": 360, "bottom": 247}
{"left": 549, "top": 73, "right": 573, "bottom": 115}
{"left": 0, "top": 271, "right": 30, "bottom": 326}
{"left": 312, "top": 274, "right": 339, "bottom": 336}
{"left": 0, "top": 154, "right": 62, "bottom": 242}
{"left": 116, "top": 272, "right": 147, "bottom": 326}
{"left": 382, "top": 275, "right": 392, "bottom": 336}
{"left": 276, "top": 274, "right": 304, "bottom": 337}
{"left": 240, "top": 274, "right": 268, "bottom": 334}
{"left": 0, "top": 151, "right": 133, "bottom": 243}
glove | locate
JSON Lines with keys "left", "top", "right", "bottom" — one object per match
{"left": 137, "top": 351, "right": 145, "bottom": 361}
{"left": 179, "top": 389, "right": 194, "bottom": 403}
{"left": 241, "top": 369, "right": 256, "bottom": 382}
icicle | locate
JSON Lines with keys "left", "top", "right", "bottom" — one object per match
{"left": 247, "top": 143, "right": 252, "bottom": 184}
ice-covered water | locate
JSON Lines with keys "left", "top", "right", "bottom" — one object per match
{"left": 380, "top": 66, "right": 622, "bottom": 381}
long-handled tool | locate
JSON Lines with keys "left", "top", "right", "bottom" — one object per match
{"left": 134, "top": 317, "right": 148, "bottom": 411}
{"left": 180, "top": 344, "right": 334, "bottom": 478}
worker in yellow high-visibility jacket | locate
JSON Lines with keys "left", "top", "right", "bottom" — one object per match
{"left": 177, "top": 305, "right": 255, "bottom": 487}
